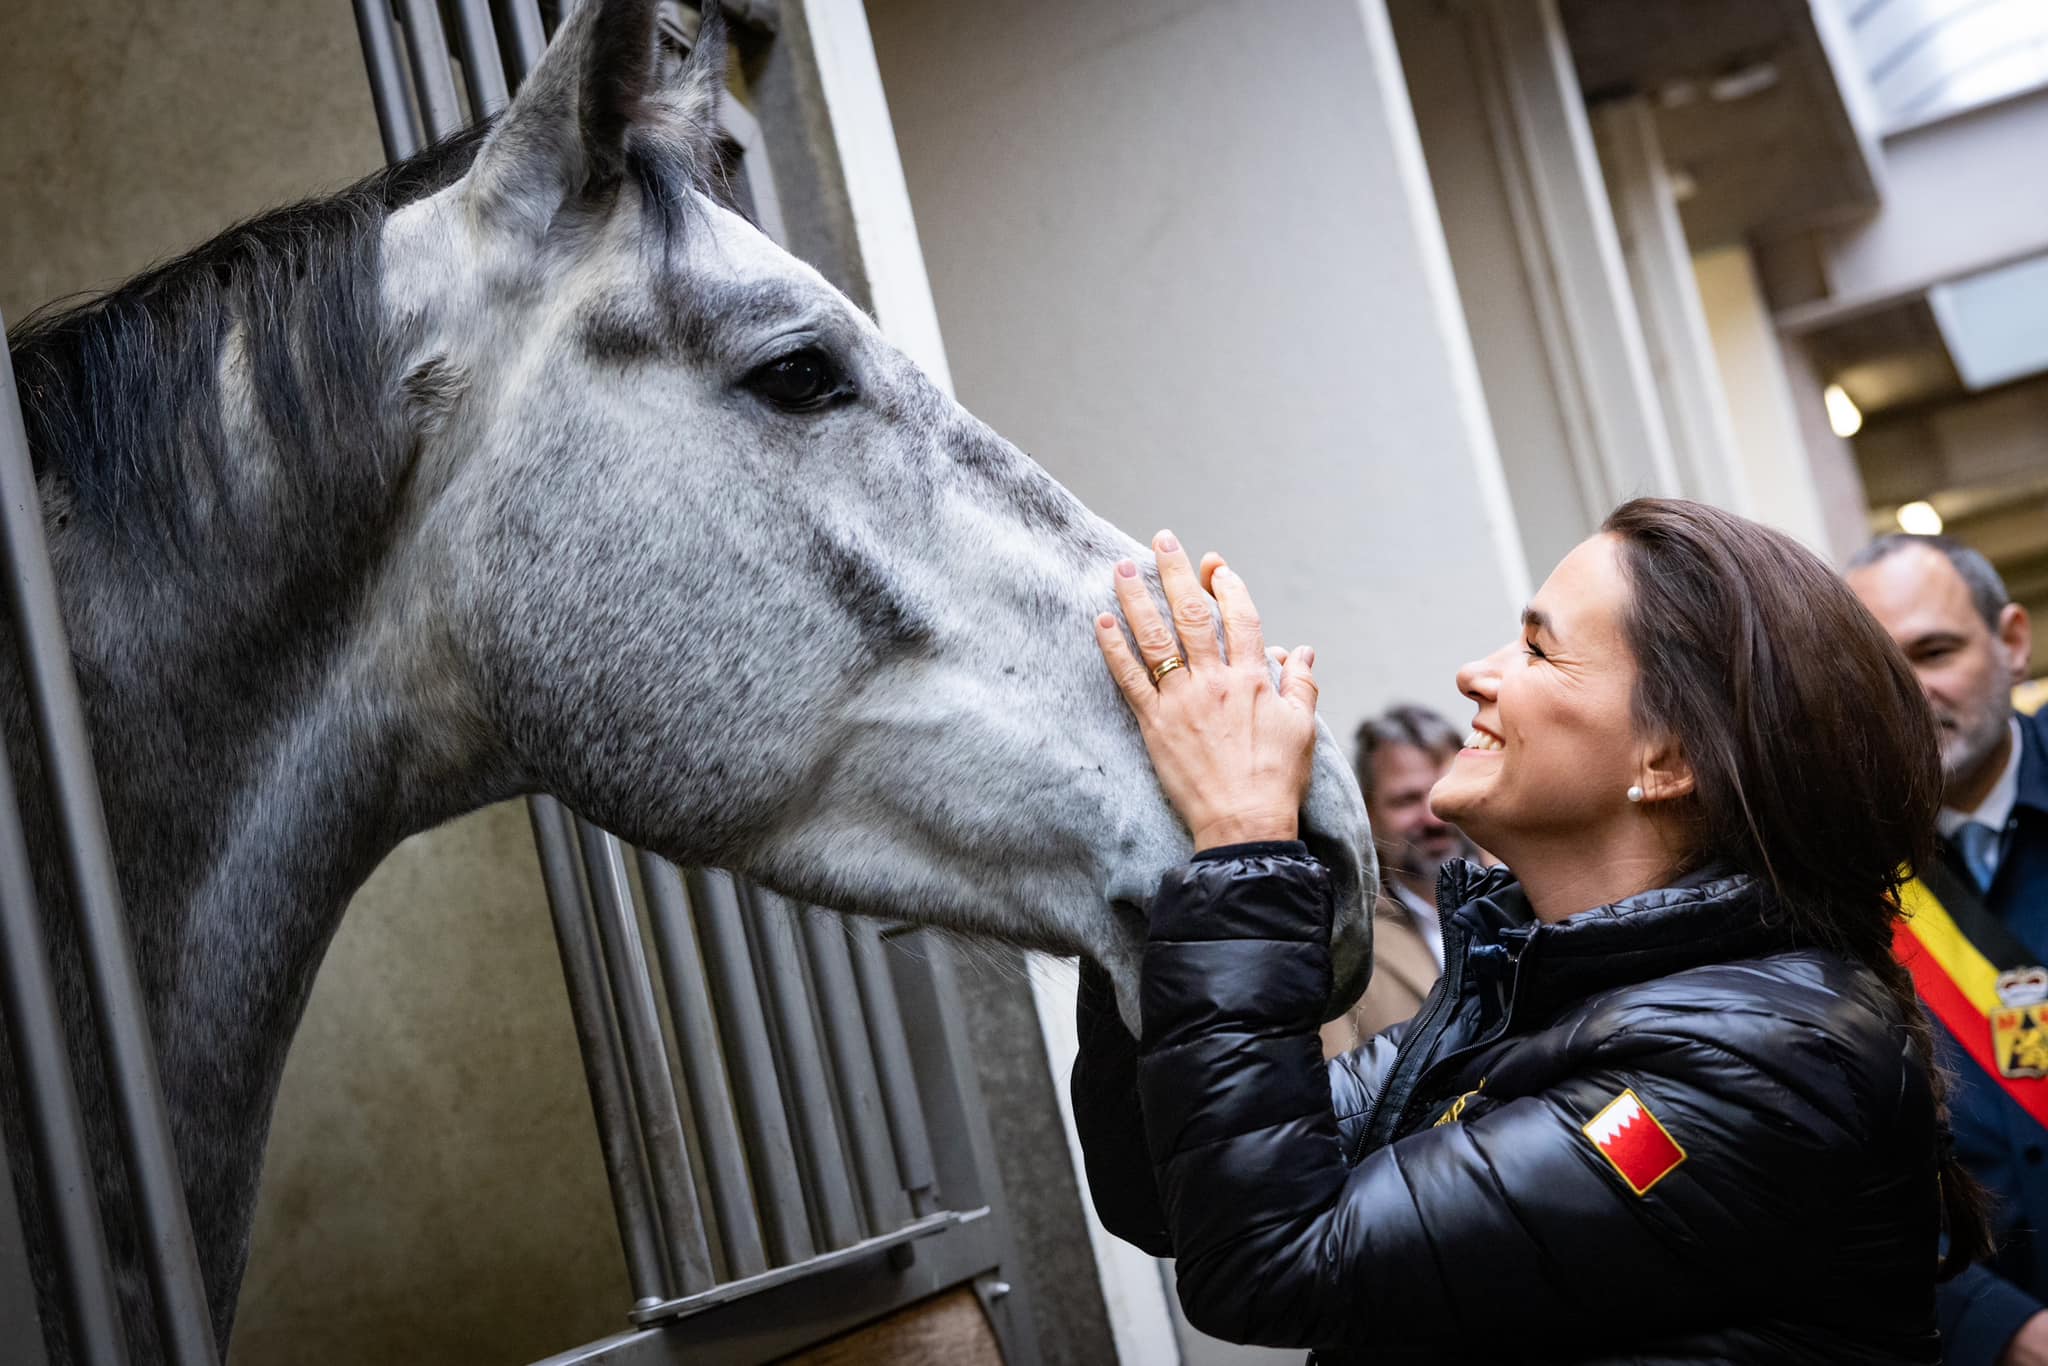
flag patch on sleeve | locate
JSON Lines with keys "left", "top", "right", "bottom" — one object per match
{"left": 1582, "top": 1088, "right": 1686, "bottom": 1195}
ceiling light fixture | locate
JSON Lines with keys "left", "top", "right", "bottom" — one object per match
{"left": 1708, "top": 62, "right": 1780, "bottom": 102}
{"left": 1824, "top": 383, "right": 1863, "bottom": 438}
{"left": 1897, "top": 501, "right": 1944, "bottom": 535}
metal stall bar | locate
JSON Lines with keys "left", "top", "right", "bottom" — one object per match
{"left": 449, "top": 0, "right": 513, "bottom": 118}
{"left": 0, "top": 755, "right": 124, "bottom": 1366}
{"left": 0, "top": 356, "right": 126, "bottom": 1366}
{"left": 397, "top": 0, "right": 467, "bottom": 140}
{"left": 683, "top": 869, "right": 813, "bottom": 1266}
{"left": 846, "top": 923, "right": 939, "bottom": 1215}
{"left": 743, "top": 890, "right": 863, "bottom": 1251}
{"left": 635, "top": 855, "right": 767, "bottom": 1279}
{"left": 574, "top": 822, "right": 715, "bottom": 1295}
{"left": 798, "top": 915, "right": 911, "bottom": 1234}
{"left": 528, "top": 798, "right": 670, "bottom": 1308}
{"left": 492, "top": 0, "right": 549, "bottom": 79}
{"left": 351, "top": 0, "right": 424, "bottom": 160}
{"left": 0, "top": 332, "right": 217, "bottom": 1366}
{"left": 0, "top": 870, "right": 109, "bottom": 1366}
{"left": 881, "top": 931, "right": 1045, "bottom": 1366}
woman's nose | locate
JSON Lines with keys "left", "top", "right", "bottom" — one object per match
{"left": 1456, "top": 643, "right": 1512, "bottom": 703}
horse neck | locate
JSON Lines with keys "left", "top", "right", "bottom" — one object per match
{"left": 7, "top": 398, "right": 510, "bottom": 1326}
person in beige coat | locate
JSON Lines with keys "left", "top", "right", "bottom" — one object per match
{"left": 1321, "top": 705, "right": 1485, "bottom": 1055}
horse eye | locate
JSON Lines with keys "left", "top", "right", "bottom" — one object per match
{"left": 743, "top": 348, "right": 850, "bottom": 412}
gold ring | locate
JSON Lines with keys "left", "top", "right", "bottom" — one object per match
{"left": 1149, "top": 656, "right": 1186, "bottom": 684}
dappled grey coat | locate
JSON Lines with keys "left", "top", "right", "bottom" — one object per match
{"left": 1072, "top": 845, "right": 1944, "bottom": 1364}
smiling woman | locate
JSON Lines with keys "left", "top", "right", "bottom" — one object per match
{"left": 1072, "top": 497, "right": 1990, "bottom": 1365}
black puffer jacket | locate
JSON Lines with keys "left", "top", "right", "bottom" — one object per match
{"left": 1072, "top": 842, "right": 1943, "bottom": 1364}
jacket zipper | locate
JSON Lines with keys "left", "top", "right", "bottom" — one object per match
{"left": 1392, "top": 945, "right": 1535, "bottom": 1135}
{"left": 1354, "top": 916, "right": 1470, "bottom": 1160}
{"left": 1356, "top": 931, "right": 1538, "bottom": 1160}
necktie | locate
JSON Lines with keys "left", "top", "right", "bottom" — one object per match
{"left": 1955, "top": 820, "right": 2002, "bottom": 895}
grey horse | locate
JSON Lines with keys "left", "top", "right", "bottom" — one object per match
{"left": 1, "top": 1, "right": 1373, "bottom": 1358}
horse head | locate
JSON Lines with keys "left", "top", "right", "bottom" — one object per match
{"left": 377, "top": 0, "right": 1373, "bottom": 1028}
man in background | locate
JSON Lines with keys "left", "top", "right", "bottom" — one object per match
{"left": 1320, "top": 704, "right": 1483, "bottom": 1056}
{"left": 1848, "top": 533, "right": 2046, "bottom": 1366}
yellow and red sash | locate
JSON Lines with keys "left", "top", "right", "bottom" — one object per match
{"left": 1893, "top": 872, "right": 2048, "bottom": 1129}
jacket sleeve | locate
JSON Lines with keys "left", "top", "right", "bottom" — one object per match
{"left": 1071, "top": 842, "right": 1401, "bottom": 1255}
{"left": 1071, "top": 955, "right": 1173, "bottom": 1256}
{"left": 1939, "top": 1264, "right": 2042, "bottom": 1366}
{"left": 1137, "top": 845, "right": 1856, "bottom": 1357}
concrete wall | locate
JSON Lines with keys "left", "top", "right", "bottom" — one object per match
{"left": 4, "top": 3, "right": 629, "bottom": 1361}
{"left": 231, "top": 817, "right": 624, "bottom": 1364}
{"left": 2, "top": 0, "right": 380, "bottom": 321}
{"left": 865, "top": 0, "right": 1529, "bottom": 745}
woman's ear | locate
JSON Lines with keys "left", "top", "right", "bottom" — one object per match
{"left": 1635, "top": 735, "right": 1695, "bottom": 806}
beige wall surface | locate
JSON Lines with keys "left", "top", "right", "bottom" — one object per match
{"left": 2, "top": 0, "right": 382, "bottom": 320}
{"left": 867, "top": 0, "right": 1530, "bottom": 744}
{"left": 4, "top": 2, "right": 628, "bottom": 1362}
{"left": 231, "top": 808, "right": 624, "bottom": 1365}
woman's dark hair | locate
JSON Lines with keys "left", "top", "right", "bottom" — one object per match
{"left": 1602, "top": 497, "right": 1990, "bottom": 1275}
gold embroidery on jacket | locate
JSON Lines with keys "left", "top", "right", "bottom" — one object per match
{"left": 1433, "top": 1079, "right": 1488, "bottom": 1128}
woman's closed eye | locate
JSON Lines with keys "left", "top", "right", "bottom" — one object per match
{"left": 1523, "top": 637, "right": 1548, "bottom": 661}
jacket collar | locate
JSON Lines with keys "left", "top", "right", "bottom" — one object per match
{"left": 2018, "top": 707, "right": 2048, "bottom": 819}
{"left": 1434, "top": 858, "right": 1793, "bottom": 1015}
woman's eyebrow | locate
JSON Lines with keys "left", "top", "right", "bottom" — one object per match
{"left": 1522, "top": 606, "right": 1551, "bottom": 635}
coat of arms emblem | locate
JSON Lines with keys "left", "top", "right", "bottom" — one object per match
{"left": 1993, "top": 968, "right": 2048, "bottom": 1080}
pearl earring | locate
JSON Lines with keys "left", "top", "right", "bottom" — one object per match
{"left": 1626, "top": 785, "right": 1645, "bottom": 804}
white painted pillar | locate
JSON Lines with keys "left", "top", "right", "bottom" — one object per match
{"left": 1392, "top": 0, "right": 1681, "bottom": 580}
{"left": 1690, "top": 244, "right": 1839, "bottom": 554}
{"left": 799, "top": 0, "right": 952, "bottom": 390}
{"left": 1591, "top": 97, "right": 1754, "bottom": 514}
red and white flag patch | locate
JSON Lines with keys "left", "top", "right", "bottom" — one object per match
{"left": 1582, "top": 1088, "right": 1686, "bottom": 1196}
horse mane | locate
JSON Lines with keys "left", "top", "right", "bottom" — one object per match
{"left": 5, "top": 126, "right": 491, "bottom": 560}
{"left": 7, "top": 82, "right": 740, "bottom": 567}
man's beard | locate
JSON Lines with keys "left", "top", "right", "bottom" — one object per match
{"left": 1390, "top": 833, "right": 1476, "bottom": 890}
{"left": 1938, "top": 700, "right": 2012, "bottom": 796}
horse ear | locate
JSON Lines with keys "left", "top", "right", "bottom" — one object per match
{"left": 465, "top": 0, "right": 728, "bottom": 239}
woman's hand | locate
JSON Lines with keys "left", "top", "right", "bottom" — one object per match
{"left": 1095, "top": 530, "right": 1320, "bottom": 853}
